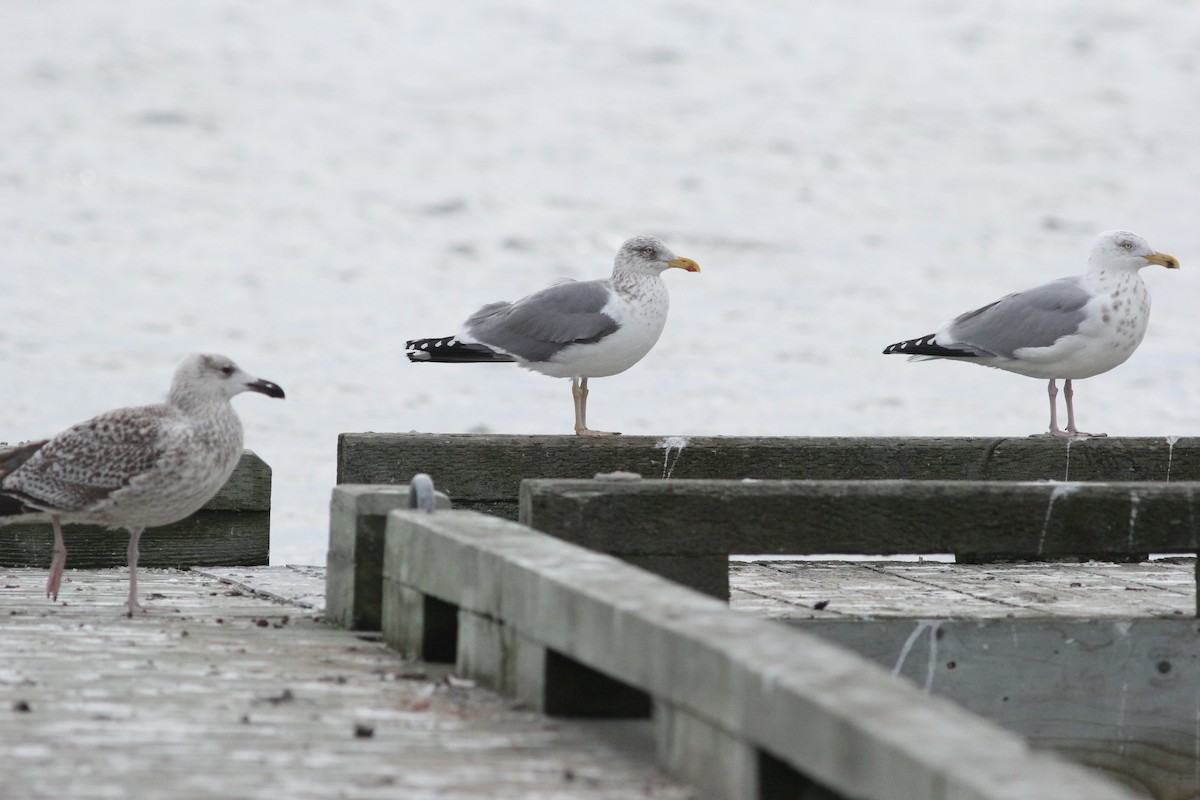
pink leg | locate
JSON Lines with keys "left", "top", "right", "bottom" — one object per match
{"left": 571, "top": 378, "right": 586, "bottom": 433}
{"left": 46, "top": 515, "right": 67, "bottom": 600}
{"left": 125, "top": 527, "right": 147, "bottom": 616}
{"left": 572, "top": 377, "right": 619, "bottom": 437}
{"left": 1064, "top": 379, "right": 1106, "bottom": 438}
{"left": 1046, "top": 379, "right": 1070, "bottom": 437}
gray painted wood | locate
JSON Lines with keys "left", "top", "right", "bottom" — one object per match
{"left": 338, "top": 433, "right": 1199, "bottom": 518}
{"left": 793, "top": 617, "right": 1199, "bottom": 800}
{"left": 382, "top": 508, "right": 1142, "bottom": 800}
{"left": 195, "top": 564, "right": 327, "bottom": 611}
{"left": 724, "top": 561, "right": 1195, "bottom": 623}
{"left": 729, "top": 561, "right": 1200, "bottom": 798}
{"left": 0, "top": 451, "right": 271, "bottom": 567}
{"left": 326, "top": 484, "right": 452, "bottom": 631}
{"left": 729, "top": 559, "right": 1196, "bottom": 620}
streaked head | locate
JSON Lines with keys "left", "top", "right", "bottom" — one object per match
{"left": 615, "top": 235, "right": 701, "bottom": 275}
{"left": 171, "top": 353, "right": 286, "bottom": 403}
{"left": 1091, "top": 230, "right": 1179, "bottom": 272}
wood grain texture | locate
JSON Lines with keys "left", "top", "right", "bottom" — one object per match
{"left": 520, "top": 478, "right": 1200, "bottom": 559}
{"left": 729, "top": 560, "right": 1195, "bottom": 620}
{"left": 786, "top": 616, "right": 1200, "bottom": 800}
{"left": 733, "top": 562, "right": 1200, "bottom": 797}
{"left": 326, "top": 485, "right": 453, "bottom": 630}
{"left": 382, "top": 509, "right": 1143, "bottom": 800}
{"left": 338, "top": 434, "right": 1199, "bottom": 519}
{"left": 0, "top": 568, "right": 689, "bottom": 800}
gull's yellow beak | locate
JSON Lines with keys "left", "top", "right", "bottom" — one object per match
{"left": 667, "top": 256, "right": 701, "bottom": 273}
{"left": 1147, "top": 251, "right": 1180, "bottom": 269}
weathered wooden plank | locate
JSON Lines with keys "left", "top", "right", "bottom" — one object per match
{"left": 382, "top": 508, "right": 1142, "bottom": 800}
{"left": 729, "top": 561, "right": 1200, "bottom": 797}
{"left": 520, "top": 479, "right": 1200, "bottom": 557}
{"left": 326, "top": 484, "right": 452, "bottom": 630}
{"left": 0, "top": 451, "right": 271, "bottom": 568}
{"left": 0, "top": 511, "right": 268, "bottom": 568}
{"left": 194, "top": 565, "right": 327, "bottom": 610}
{"left": 520, "top": 477, "right": 1200, "bottom": 600}
{"left": 0, "top": 568, "right": 690, "bottom": 800}
{"left": 783, "top": 616, "right": 1200, "bottom": 800}
{"left": 338, "top": 434, "right": 1200, "bottom": 518}
{"left": 728, "top": 560, "right": 1196, "bottom": 620}
{"left": 729, "top": 561, "right": 1006, "bottom": 619}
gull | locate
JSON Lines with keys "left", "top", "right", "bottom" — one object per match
{"left": 406, "top": 235, "right": 700, "bottom": 435}
{"left": 0, "top": 354, "right": 285, "bottom": 613}
{"left": 883, "top": 230, "right": 1178, "bottom": 437}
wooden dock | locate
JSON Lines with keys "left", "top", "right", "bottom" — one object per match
{"left": 8, "top": 433, "right": 1196, "bottom": 799}
{"left": 369, "top": 505, "right": 1145, "bottom": 800}
{"left": 5, "top": 558, "right": 1190, "bottom": 799}
{"left": 728, "top": 558, "right": 1200, "bottom": 799}
{"left": 0, "top": 567, "right": 692, "bottom": 800}
{"left": 730, "top": 558, "right": 1196, "bottom": 620}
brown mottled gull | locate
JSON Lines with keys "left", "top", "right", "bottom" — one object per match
{"left": 0, "top": 353, "right": 285, "bottom": 614}
{"left": 405, "top": 236, "right": 700, "bottom": 435}
{"left": 884, "top": 230, "right": 1178, "bottom": 437}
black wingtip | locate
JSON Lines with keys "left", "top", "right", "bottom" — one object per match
{"left": 0, "top": 493, "right": 34, "bottom": 518}
{"left": 405, "top": 337, "right": 516, "bottom": 363}
{"left": 883, "top": 334, "right": 980, "bottom": 358}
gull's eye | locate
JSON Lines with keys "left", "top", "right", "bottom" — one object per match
{"left": 1121, "top": 240, "right": 1133, "bottom": 250}
{"left": 642, "top": 246, "right": 657, "bottom": 257}
{"left": 220, "top": 365, "right": 235, "bottom": 377}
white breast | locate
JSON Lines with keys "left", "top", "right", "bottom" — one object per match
{"left": 1007, "top": 270, "right": 1150, "bottom": 380}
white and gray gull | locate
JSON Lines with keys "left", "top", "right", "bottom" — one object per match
{"left": 883, "top": 230, "right": 1178, "bottom": 437}
{"left": 406, "top": 236, "right": 700, "bottom": 435}
{"left": 0, "top": 354, "right": 285, "bottom": 613}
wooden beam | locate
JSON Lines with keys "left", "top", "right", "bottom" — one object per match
{"left": 518, "top": 477, "right": 1200, "bottom": 599}
{"left": 338, "top": 433, "right": 1199, "bottom": 519}
{"left": 380, "top": 508, "right": 1142, "bottom": 800}
{"left": 789, "top": 616, "right": 1200, "bottom": 800}
{"left": 520, "top": 478, "right": 1200, "bottom": 558}
{"left": 326, "top": 484, "right": 452, "bottom": 630}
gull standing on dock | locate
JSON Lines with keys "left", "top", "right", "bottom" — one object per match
{"left": 406, "top": 236, "right": 700, "bottom": 435}
{"left": 0, "top": 354, "right": 285, "bottom": 614}
{"left": 883, "top": 230, "right": 1178, "bottom": 437}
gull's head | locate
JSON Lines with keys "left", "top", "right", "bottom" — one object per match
{"left": 615, "top": 235, "right": 701, "bottom": 276}
{"left": 172, "top": 353, "right": 286, "bottom": 404}
{"left": 1091, "top": 230, "right": 1179, "bottom": 272}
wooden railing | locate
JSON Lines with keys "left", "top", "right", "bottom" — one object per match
{"left": 343, "top": 500, "right": 1140, "bottom": 800}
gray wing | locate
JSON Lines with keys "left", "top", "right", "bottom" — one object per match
{"left": 945, "top": 277, "right": 1091, "bottom": 358}
{"left": 464, "top": 278, "right": 619, "bottom": 363}
{"left": 1, "top": 405, "right": 172, "bottom": 512}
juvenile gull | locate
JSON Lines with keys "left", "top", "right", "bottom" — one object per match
{"left": 0, "top": 354, "right": 285, "bottom": 613}
{"left": 883, "top": 230, "right": 1178, "bottom": 437}
{"left": 406, "top": 236, "right": 700, "bottom": 435}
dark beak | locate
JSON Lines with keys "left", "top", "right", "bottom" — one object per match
{"left": 247, "top": 379, "right": 286, "bottom": 399}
